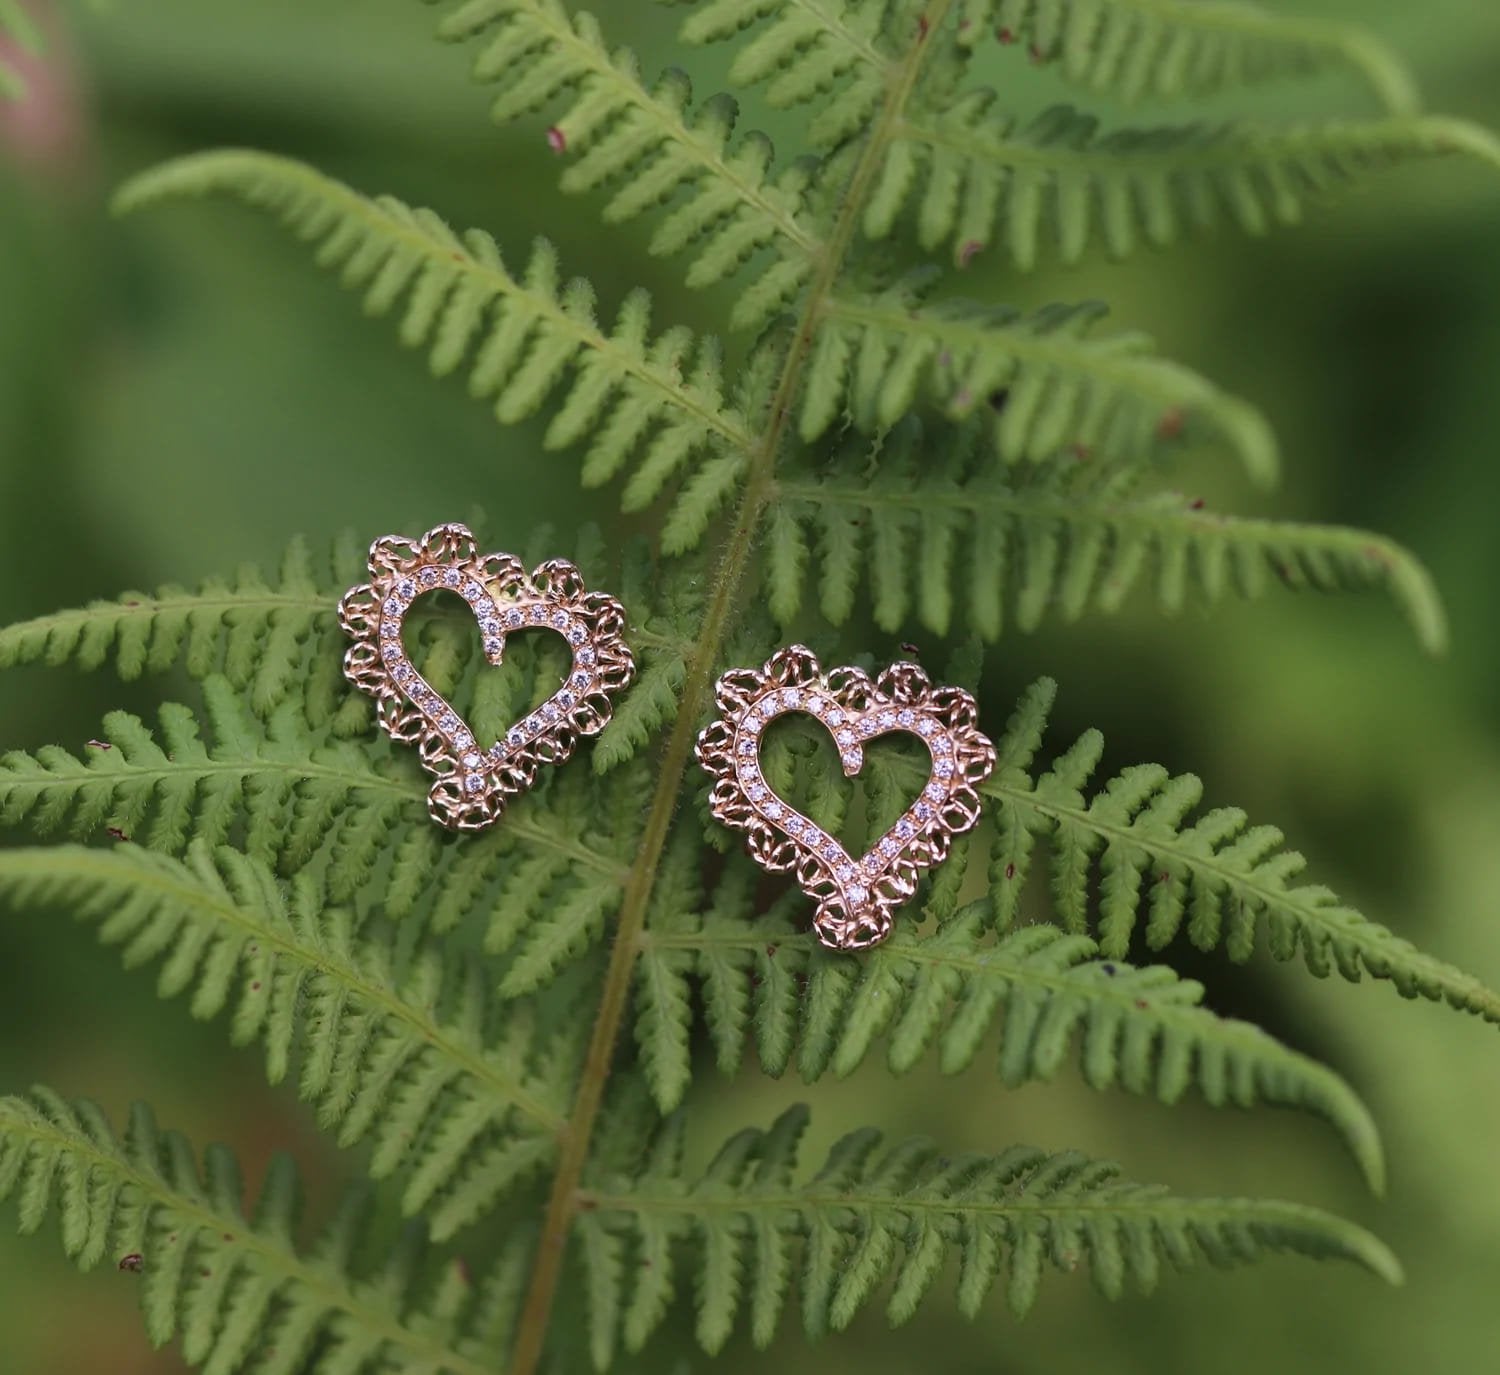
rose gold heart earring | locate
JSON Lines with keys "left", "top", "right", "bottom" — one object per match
{"left": 696, "top": 645, "right": 996, "bottom": 951}
{"left": 339, "top": 522, "right": 635, "bottom": 831}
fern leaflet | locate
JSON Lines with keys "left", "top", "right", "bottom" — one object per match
{"left": 872, "top": 105, "right": 1500, "bottom": 267}
{"left": 0, "top": 1088, "right": 527, "bottom": 1374}
{"left": 576, "top": 1103, "right": 1400, "bottom": 1358}
{"left": 0, "top": 844, "right": 571, "bottom": 1239}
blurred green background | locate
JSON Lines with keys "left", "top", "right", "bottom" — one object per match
{"left": 2, "top": 1, "right": 1499, "bottom": 1371}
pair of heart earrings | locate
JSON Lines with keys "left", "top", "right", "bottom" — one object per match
{"left": 340, "top": 524, "right": 996, "bottom": 950}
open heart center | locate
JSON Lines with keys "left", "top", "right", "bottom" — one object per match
{"left": 697, "top": 646, "right": 996, "bottom": 951}
{"left": 339, "top": 523, "right": 634, "bottom": 831}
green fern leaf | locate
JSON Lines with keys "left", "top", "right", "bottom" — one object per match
{"left": 0, "top": 535, "right": 352, "bottom": 718}
{"left": 0, "top": 1088, "right": 523, "bottom": 1374}
{"left": 0, "top": 844, "right": 570, "bottom": 1239}
{"left": 810, "top": 281, "right": 1278, "bottom": 482}
{"left": 770, "top": 428, "right": 1446, "bottom": 647}
{"left": 676, "top": 0, "right": 895, "bottom": 146}
{"left": 967, "top": 681, "right": 1500, "bottom": 1021}
{"left": 114, "top": 152, "right": 759, "bottom": 527}
{"left": 578, "top": 1104, "right": 1399, "bottom": 1354}
{"left": 956, "top": 0, "right": 1418, "bottom": 113}
{"left": 638, "top": 898, "right": 1385, "bottom": 1187}
{"left": 424, "top": 0, "right": 821, "bottom": 318}
{"left": 872, "top": 104, "right": 1500, "bottom": 267}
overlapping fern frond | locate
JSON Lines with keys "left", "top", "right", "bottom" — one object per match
{"left": 0, "top": 1089, "right": 529, "bottom": 1373}
{"left": 951, "top": 0, "right": 1418, "bottom": 111}
{"left": 636, "top": 892, "right": 1385, "bottom": 1187}
{"left": 767, "top": 425, "right": 1447, "bottom": 647}
{"left": 0, "top": 844, "right": 571, "bottom": 1238}
{"left": 870, "top": 105, "right": 1500, "bottom": 267}
{"left": 575, "top": 1103, "right": 1399, "bottom": 1360}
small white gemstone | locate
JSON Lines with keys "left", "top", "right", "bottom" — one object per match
{"left": 381, "top": 643, "right": 401, "bottom": 662}
{"left": 463, "top": 581, "right": 484, "bottom": 600}
{"left": 744, "top": 716, "right": 762, "bottom": 735}
{"left": 419, "top": 568, "right": 439, "bottom": 586}
{"left": 506, "top": 728, "right": 524, "bottom": 747}
{"left": 525, "top": 715, "right": 541, "bottom": 732}
{"left": 464, "top": 774, "right": 485, "bottom": 794}
{"left": 810, "top": 697, "right": 828, "bottom": 715}
{"left": 859, "top": 719, "right": 878, "bottom": 737}
{"left": 441, "top": 711, "right": 459, "bottom": 731}
{"left": 482, "top": 618, "right": 501, "bottom": 636}
{"left": 935, "top": 760, "right": 954, "bottom": 778}
{"left": 787, "top": 817, "right": 805, "bottom": 837}
{"left": 764, "top": 801, "right": 783, "bottom": 820}
{"left": 442, "top": 569, "right": 461, "bottom": 587}
{"left": 898, "top": 709, "right": 915, "bottom": 727}
{"left": 484, "top": 637, "right": 502, "bottom": 655}
{"left": 572, "top": 671, "right": 591, "bottom": 689}
{"left": 836, "top": 864, "right": 856, "bottom": 881}
{"left": 748, "top": 784, "right": 767, "bottom": 802}
{"left": 918, "top": 718, "right": 936, "bottom": 735}
{"left": 397, "top": 579, "right": 416, "bottom": 598}
{"left": 934, "top": 737, "right": 953, "bottom": 756}
{"left": 914, "top": 802, "right": 933, "bottom": 821}
{"left": 551, "top": 609, "right": 568, "bottom": 629}
{"left": 578, "top": 648, "right": 596, "bottom": 667}
{"left": 836, "top": 729, "right": 854, "bottom": 746}
{"left": 847, "top": 885, "right": 868, "bottom": 905}
{"left": 738, "top": 738, "right": 756, "bottom": 755}
{"left": 925, "top": 782, "right": 945, "bottom": 800}
{"left": 490, "top": 742, "right": 507, "bottom": 760}
{"left": 529, "top": 604, "right": 547, "bottom": 623}
{"left": 394, "top": 665, "right": 412, "bottom": 683}
{"left": 568, "top": 625, "right": 586, "bottom": 645}
{"left": 783, "top": 688, "right": 803, "bottom": 707}
{"left": 543, "top": 704, "right": 560, "bottom": 723}
{"left": 505, "top": 609, "right": 524, "bottom": 628}
{"left": 380, "top": 620, "right": 398, "bottom": 638}
{"left": 384, "top": 597, "right": 400, "bottom": 615}
{"left": 559, "top": 691, "right": 575, "bottom": 708}
{"left": 841, "top": 751, "right": 860, "bottom": 771}
{"left": 828, "top": 709, "right": 845, "bottom": 727}
{"left": 462, "top": 752, "right": 483, "bottom": 769}
{"left": 822, "top": 840, "right": 841, "bottom": 860}
{"left": 895, "top": 819, "right": 915, "bottom": 840}
{"left": 878, "top": 710, "right": 896, "bottom": 728}
{"left": 454, "top": 729, "right": 474, "bottom": 749}
{"left": 880, "top": 838, "right": 899, "bottom": 857}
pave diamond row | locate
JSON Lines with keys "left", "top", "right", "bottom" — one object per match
{"left": 375, "top": 563, "right": 598, "bottom": 794}
{"left": 730, "top": 684, "right": 957, "bottom": 913}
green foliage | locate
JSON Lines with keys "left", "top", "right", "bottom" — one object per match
{"left": 0, "top": 1089, "right": 529, "bottom": 1374}
{"left": 576, "top": 1103, "right": 1400, "bottom": 1360}
{"left": 3, "top": 0, "right": 1498, "bottom": 1371}
{"left": 0, "top": 0, "right": 42, "bottom": 101}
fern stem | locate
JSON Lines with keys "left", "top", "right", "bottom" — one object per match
{"left": 506, "top": 6, "right": 955, "bottom": 1369}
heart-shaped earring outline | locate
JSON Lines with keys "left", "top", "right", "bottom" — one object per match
{"left": 339, "top": 522, "right": 635, "bottom": 831}
{"left": 696, "top": 645, "right": 996, "bottom": 951}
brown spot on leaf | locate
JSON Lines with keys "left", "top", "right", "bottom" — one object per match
{"left": 118, "top": 1254, "right": 143, "bottom": 1273}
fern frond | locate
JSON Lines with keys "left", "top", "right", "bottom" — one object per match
{"left": 0, "top": 1089, "right": 521, "bottom": 1374}
{"left": 676, "top": 0, "right": 896, "bottom": 147}
{"left": 577, "top": 1104, "right": 1399, "bottom": 1357}
{"left": 967, "top": 680, "right": 1500, "bottom": 1022}
{"left": 0, "top": 536, "right": 350, "bottom": 718}
{"left": 808, "top": 282, "right": 1277, "bottom": 483}
{"left": 769, "top": 433, "right": 1447, "bottom": 647}
{"left": 424, "top": 0, "right": 821, "bottom": 321}
{"left": 638, "top": 896, "right": 1384, "bottom": 1187}
{"left": 956, "top": 0, "right": 1418, "bottom": 113}
{"left": 115, "top": 151, "right": 759, "bottom": 523}
{"left": 873, "top": 105, "right": 1500, "bottom": 267}
{"left": 0, "top": 844, "right": 570, "bottom": 1239}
